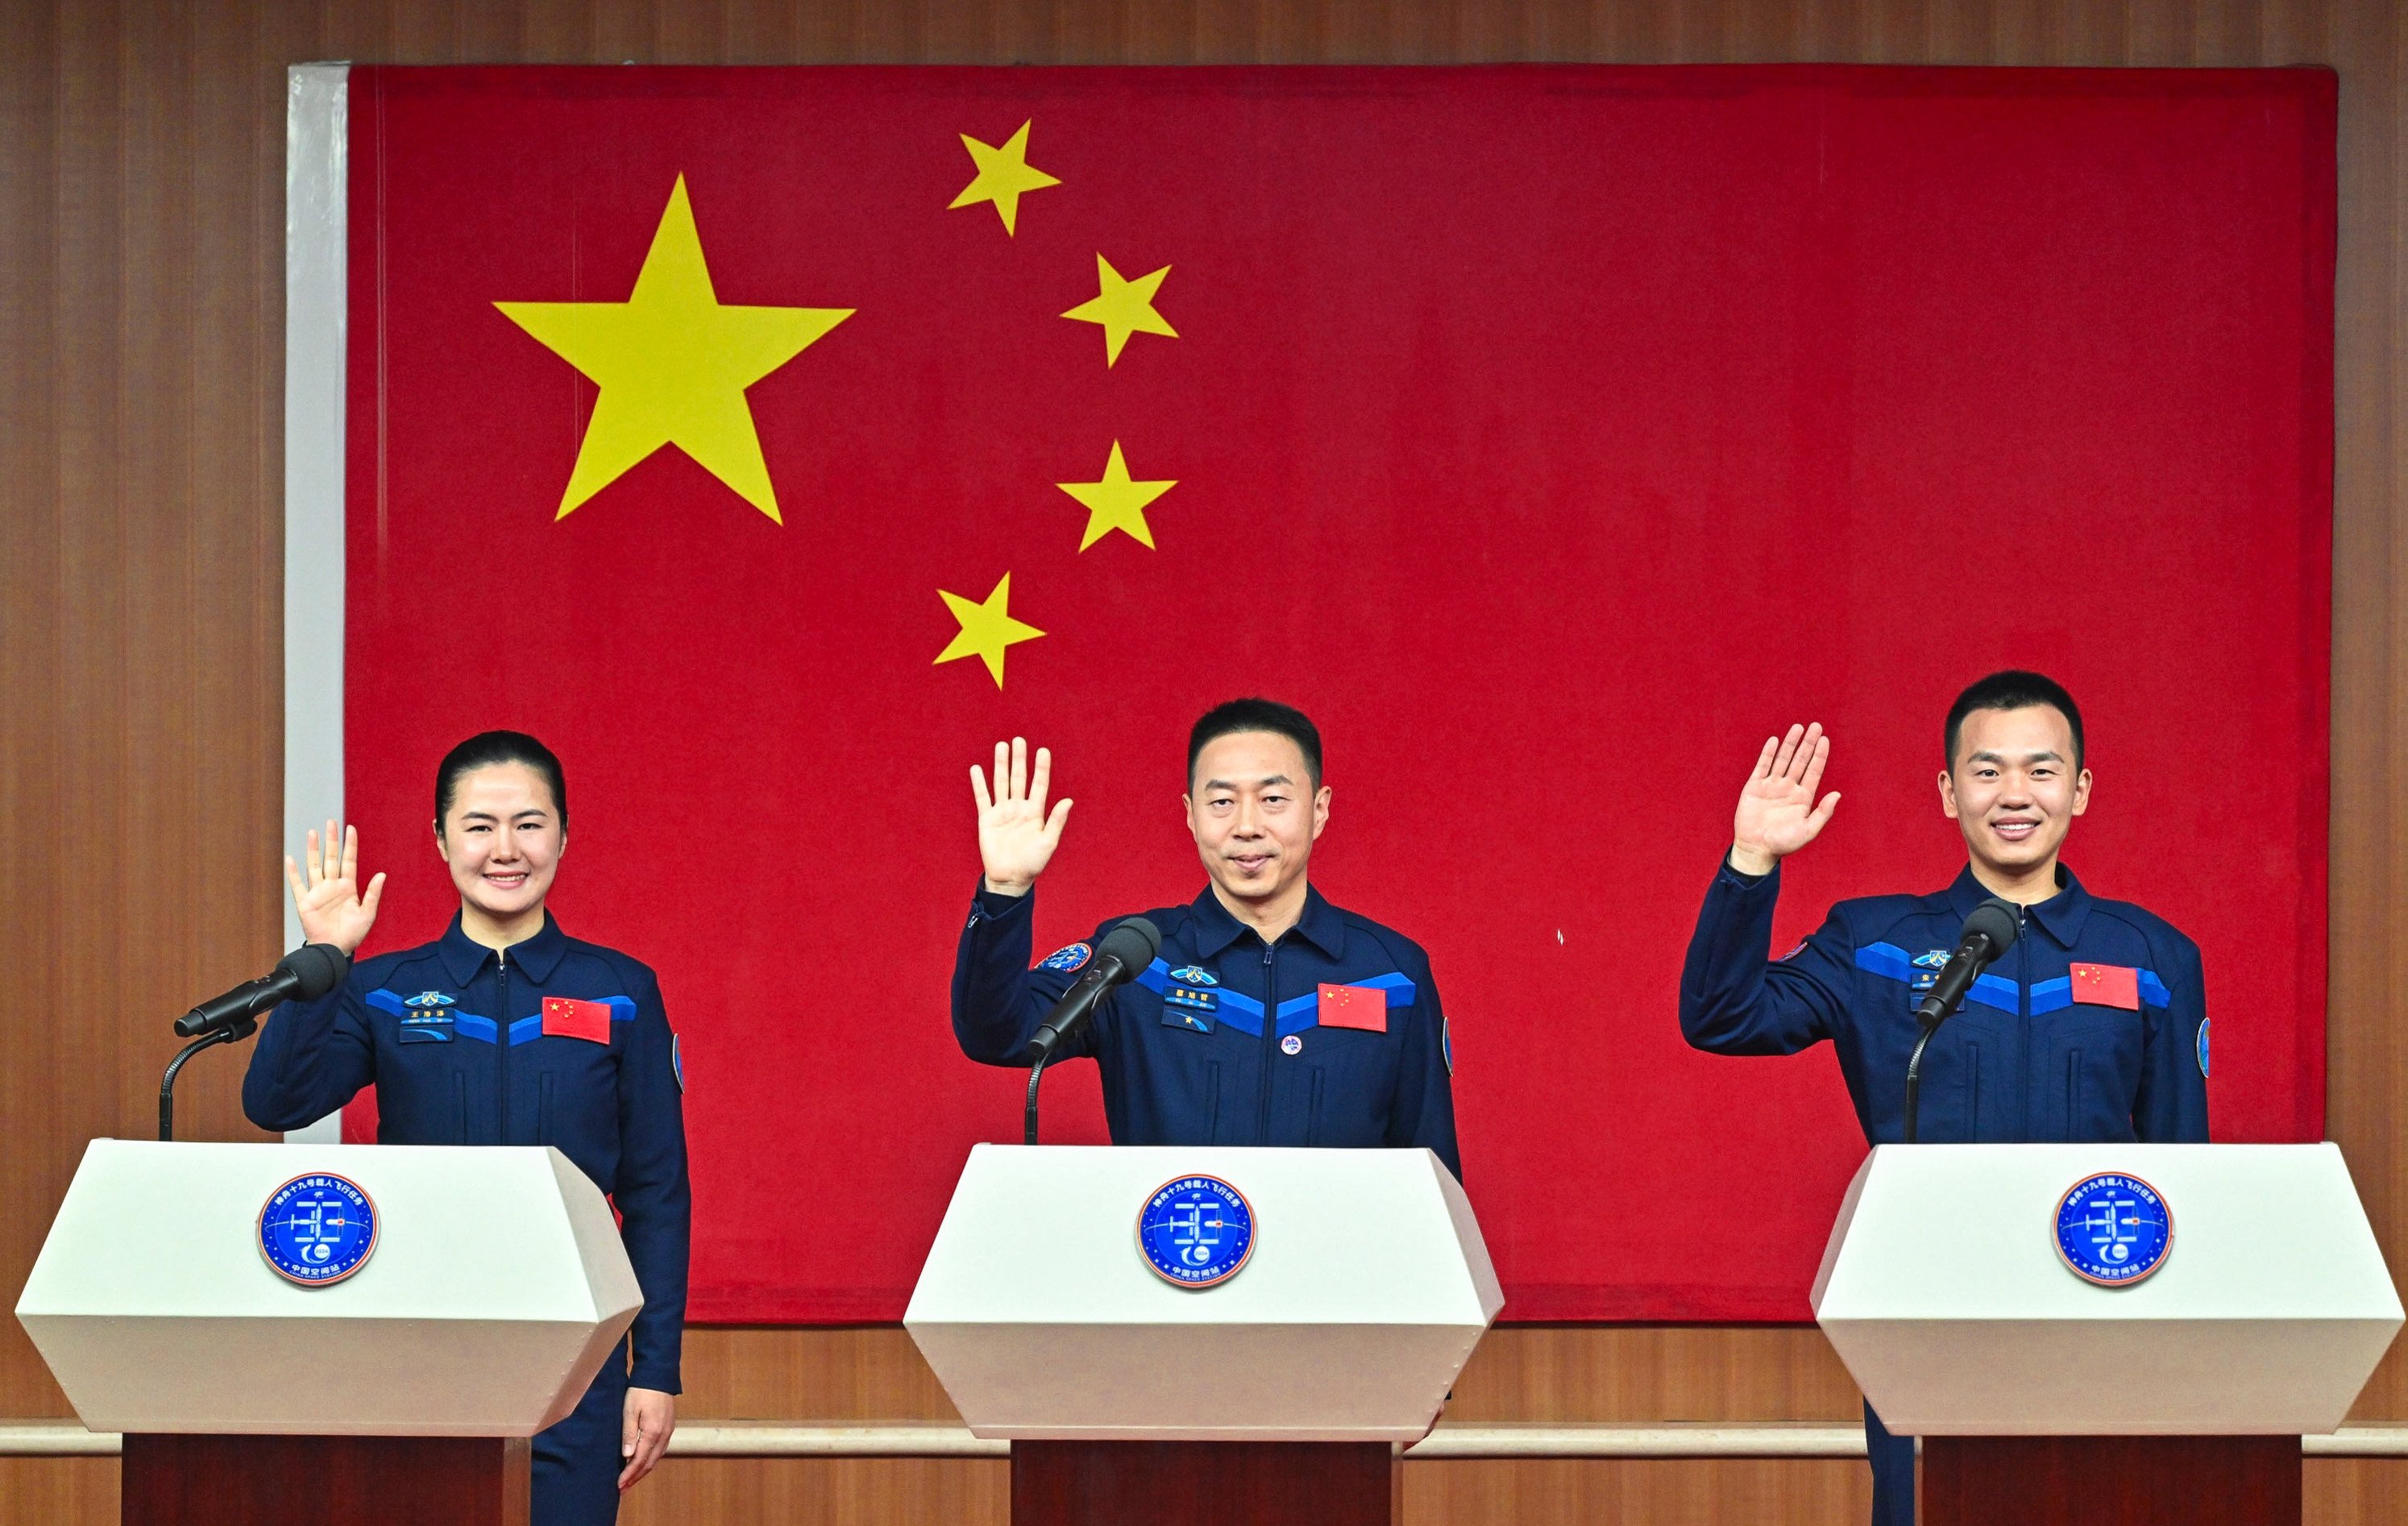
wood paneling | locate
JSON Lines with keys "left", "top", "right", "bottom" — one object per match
{"left": 3, "top": 0, "right": 2405, "bottom": 1520}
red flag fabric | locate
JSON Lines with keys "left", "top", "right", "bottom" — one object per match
{"left": 1318, "top": 983, "right": 1389, "bottom": 1033}
{"left": 2069, "top": 964, "right": 2143, "bottom": 1012}
{"left": 542, "top": 996, "right": 615, "bottom": 1044}
{"left": 340, "top": 65, "right": 2332, "bottom": 1322}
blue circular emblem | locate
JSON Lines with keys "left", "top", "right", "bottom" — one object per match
{"left": 2197, "top": 1018, "right": 2210, "bottom": 1079}
{"left": 1039, "top": 942, "right": 1093, "bottom": 974}
{"left": 2054, "top": 1171, "right": 2173, "bottom": 1287}
{"left": 1136, "top": 1175, "right": 1256, "bottom": 1289}
{"left": 258, "top": 1173, "right": 379, "bottom": 1287}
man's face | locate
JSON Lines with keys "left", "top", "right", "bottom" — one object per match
{"left": 1185, "top": 730, "right": 1331, "bottom": 908}
{"left": 1939, "top": 705, "right": 2091, "bottom": 879}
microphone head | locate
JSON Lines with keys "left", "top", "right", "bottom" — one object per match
{"left": 1962, "top": 897, "right": 2020, "bottom": 957}
{"left": 279, "top": 942, "right": 353, "bottom": 1002}
{"left": 1097, "top": 916, "right": 1164, "bottom": 971}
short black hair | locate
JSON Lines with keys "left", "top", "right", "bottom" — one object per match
{"left": 1945, "top": 672, "right": 2085, "bottom": 771}
{"left": 1188, "top": 699, "right": 1323, "bottom": 788}
{"left": 435, "top": 730, "right": 568, "bottom": 834}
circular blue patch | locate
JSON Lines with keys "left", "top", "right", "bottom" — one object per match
{"left": 2054, "top": 1171, "right": 2173, "bottom": 1287}
{"left": 1136, "top": 1175, "right": 1256, "bottom": 1289}
{"left": 259, "top": 1173, "right": 379, "bottom": 1287}
{"left": 1038, "top": 942, "right": 1093, "bottom": 974}
{"left": 2197, "top": 1018, "right": 2210, "bottom": 1079}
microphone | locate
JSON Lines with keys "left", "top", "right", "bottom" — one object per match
{"left": 1903, "top": 898, "right": 2020, "bottom": 1143}
{"left": 1025, "top": 917, "right": 1163, "bottom": 1063}
{"left": 174, "top": 943, "right": 352, "bottom": 1038}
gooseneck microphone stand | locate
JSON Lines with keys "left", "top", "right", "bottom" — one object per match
{"left": 159, "top": 1016, "right": 255, "bottom": 1141}
{"left": 1902, "top": 1018, "right": 1941, "bottom": 1145}
{"left": 1024, "top": 1051, "right": 1051, "bottom": 1147}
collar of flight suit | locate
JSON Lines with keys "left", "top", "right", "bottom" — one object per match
{"left": 1943, "top": 862, "right": 2092, "bottom": 947}
{"left": 436, "top": 908, "right": 570, "bottom": 988}
{"left": 1185, "top": 881, "right": 1347, "bottom": 962}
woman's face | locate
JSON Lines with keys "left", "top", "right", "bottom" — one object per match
{"left": 434, "top": 762, "right": 564, "bottom": 923}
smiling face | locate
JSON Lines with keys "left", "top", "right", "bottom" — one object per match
{"left": 1184, "top": 730, "right": 1331, "bottom": 914}
{"left": 1939, "top": 704, "right": 2091, "bottom": 892}
{"left": 434, "top": 762, "right": 565, "bottom": 932}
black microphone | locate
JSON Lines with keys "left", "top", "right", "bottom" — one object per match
{"left": 1912, "top": 898, "right": 2020, "bottom": 1030}
{"left": 1025, "top": 917, "right": 1163, "bottom": 1062}
{"left": 174, "top": 943, "right": 351, "bottom": 1038}
{"left": 1903, "top": 897, "right": 2020, "bottom": 1143}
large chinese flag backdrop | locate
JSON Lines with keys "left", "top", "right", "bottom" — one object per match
{"left": 343, "top": 66, "right": 2334, "bottom": 1320}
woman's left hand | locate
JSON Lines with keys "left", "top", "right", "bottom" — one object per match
{"left": 619, "top": 1387, "right": 675, "bottom": 1491}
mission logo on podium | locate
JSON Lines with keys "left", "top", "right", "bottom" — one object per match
{"left": 2053, "top": 1171, "right": 2173, "bottom": 1287}
{"left": 1137, "top": 1175, "right": 1256, "bottom": 1289}
{"left": 257, "top": 1173, "right": 380, "bottom": 1287}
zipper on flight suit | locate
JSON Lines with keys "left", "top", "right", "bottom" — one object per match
{"left": 1256, "top": 939, "right": 1278, "bottom": 1142}
{"left": 496, "top": 946, "right": 511, "bottom": 1143}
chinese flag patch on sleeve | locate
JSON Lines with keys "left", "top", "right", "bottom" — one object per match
{"left": 542, "top": 996, "right": 614, "bottom": 1043}
{"left": 1317, "top": 983, "right": 1388, "bottom": 1032}
{"left": 2069, "top": 964, "right": 2141, "bottom": 1011}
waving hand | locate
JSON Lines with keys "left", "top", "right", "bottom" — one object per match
{"left": 1730, "top": 723, "right": 1841, "bottom": 877}
{"left": 971, "top": 738, "right": 1072, "bottom": 896}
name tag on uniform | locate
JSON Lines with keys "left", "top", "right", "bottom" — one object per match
{"left": 1318, "top": 983, "right": 1387, "bottom": 1033}
{"left": 399, "top": 991, "right": 456, "bottom": 1043}
{"left": 542, "top": 996, "right": 614, "bottom": 1044}
{"left": 2070, "top": 963, "right": 2141, "bottom": 1011}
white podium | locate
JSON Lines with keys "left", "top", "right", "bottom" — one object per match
{"left": 15, "top": 1139, "right": 642, "bottom": 1526}
{"left": 1812, "top": 1143, "right": 2403, "bottom": 1526}
{"left": 906, "top": 1145, "right": 1501, "bottom": 1526}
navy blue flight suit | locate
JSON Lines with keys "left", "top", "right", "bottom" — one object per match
{"left": 954, "top": 884, "right": 1462, "bottom": 1181}
{"left": 1681, "top": 859, "right": 2209, "bottom": 1526}
{"left": 244, "top": 913, "right": 690, "bottom": 1526}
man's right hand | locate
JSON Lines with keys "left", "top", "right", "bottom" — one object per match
{"left": 285, "top": 821, "right": 386, "bottom": 955}
{"left": 1730, "top": 722, "right": 1841, "bottom": 877}
{"left": 971, "top": 737, "right": 1072, "bottom": 897}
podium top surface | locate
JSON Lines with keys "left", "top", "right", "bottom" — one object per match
{"left": 1812, "top": 1142, "right": 2402, "bottom": 1324}
{"left": 17, "top": 1139, "right": 637, "bottom": 1324}
{"left": 907, "top": 1144, "right": 1500, "bottom": 1329}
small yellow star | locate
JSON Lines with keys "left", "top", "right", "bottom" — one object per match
{"left": 1057, "top": 442, "right": 1175, "bottom": 551}
{"left": 949, "top": 120, "right": 1061, "bottom": 237}
{"left": 1061, "top": 254, "right": 1177, "bottom": 367}
{"left": 496, "top": 176, "right": 853, "bottom": 523}
{"left": 935, "top": 573, "right": 1044, "bottom": 687}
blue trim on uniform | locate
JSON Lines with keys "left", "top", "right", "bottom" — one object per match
{"left": 1356, "top": 971, "right": 1420, "bottom": 1005}
{"left": 366, "top": 988, "right": 410, "bottom": 1017}
{"left": 1966, "top": 972, "right": 2020, "bottom": 1014}
{"left": 600, "top": 995, "right": 637, "bottom": 1021}
{"left": 1858, "top": 945, "right": 2018, "bottom": 1015}
{"left": 1215, "top": 988, "right": 1268, "bottom": 1037}
{"left": 2029, "top": 976, "right": 2072, "bottom": 1015}
{"left": 509, "top": 1016, "right": 543, "bottom": 1046}
{"left": 1135, "top": 959, "right": 1171, "bottom": 993}
{"left": 1854, "top": 942, "right": 1913, "bottom": 982}
{"left": 455, "top": 1012, "right": 499, "bottom": 1042}
{"left": 2140, "top": 970, "right": 2172, "bottom": 1008}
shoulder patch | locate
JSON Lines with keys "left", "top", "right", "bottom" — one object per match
{"left": 1038, "top": 942, "right": 1093, "bottom": 974}
{"left": 1775, "top": 938, "right": 1808, "bottom": 963}
{"left": 2196, "top": 1017, "right": 2209, "bottom": 1079}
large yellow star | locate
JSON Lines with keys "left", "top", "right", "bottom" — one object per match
{"left": 949, "top": 120, "right": 1061, "bottom": 236}
{"left": 1057, "top": 442, "right": 1175, "bottom": 551}
{"left": 1061, "top": 254, "right": 1177, "bottom": 367}
{"left": 496, "top": 176, "right": 854, "bottom": 523}
{"left": 935, "top": 573, "right": 1044, "bottom": 687}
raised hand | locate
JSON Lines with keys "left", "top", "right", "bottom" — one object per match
{"left": 970, "top": 738, "right": 1072, "bottom": 896}
{"left": 284, "top": 821, "right": 387, "bottom": 955}
{"left": 1731, "top": 723, "right": 1841, "bottom": 876}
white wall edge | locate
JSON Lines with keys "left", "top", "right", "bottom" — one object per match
{"left": 283, "top": 63, "right": 350, "bottom": 1146}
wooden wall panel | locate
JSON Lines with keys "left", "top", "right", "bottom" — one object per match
{"left": 2, "top": 0, "right": 2402, "bottom": 1519}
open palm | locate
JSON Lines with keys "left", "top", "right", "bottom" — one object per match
{"left": 1732, "top": 723, "right": 1841, "bottom": 872}
{"left": 285, "top": 821, "right": 387, "bottom": 955}
{"left": 971, "top": 738, "right": 1072, "bottom": 896}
